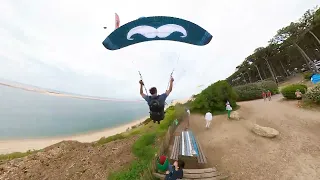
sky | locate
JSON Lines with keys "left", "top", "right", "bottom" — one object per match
{"left": 1, "top": 0, "right": 319, "bottom": 100}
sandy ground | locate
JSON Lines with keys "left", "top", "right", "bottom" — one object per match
{"left": 0, "top": 137, "right": 138, "bottom": 180}
{"left": 190, "top": 94, "right": 320, "bottom": 180}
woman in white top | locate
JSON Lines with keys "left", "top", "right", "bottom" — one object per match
{"left": 205, "top": 111, "right": 213, "bottom": 129}
{"left": 226, "top": 101, "right": 233, "bottom": 119}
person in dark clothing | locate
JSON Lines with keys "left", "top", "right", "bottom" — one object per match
{"left": 139, "top": 77, "right": 174, "bottom": 124}
{"left": 165, "top": 160, "right": 185, "bottom": 180}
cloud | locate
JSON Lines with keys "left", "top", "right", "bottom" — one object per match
{"left": 1, "top": 0, "right": 319, "bottom": 100}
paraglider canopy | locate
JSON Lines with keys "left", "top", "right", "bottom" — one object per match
{"left": 102, "top": 16, "right": 212, "bottom": 50}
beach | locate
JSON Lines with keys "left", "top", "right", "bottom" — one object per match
{"left": 0, "top": 116, "right": 148, "bottom": 154}
{"left": 0, "top": 98, "right": 190, "bottom": 155}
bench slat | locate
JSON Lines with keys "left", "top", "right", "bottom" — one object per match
{"left": 170, "top": 136, "right": 178, "bottom": 160}
{"left": 170, "top": 136, "right": 182, "bottom": 160}
{"left": 184, "top": 168, "right": 216, "bottom": 174}
{"left": 184, "top": 172, "right": 219, "bottom": 179}
{"left": 183, "top": 178, "right": 219, "bottom": 180}
{"left": 195, "top": 137, "right": 207, "bottom": 164}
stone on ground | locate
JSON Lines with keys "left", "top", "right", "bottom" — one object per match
{"left": 252, "top": 124, "right": 279, "bottom": 138}
{"left": 230, "top": 111, "right": 240, "bottom": 120}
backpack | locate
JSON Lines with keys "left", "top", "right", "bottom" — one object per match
{"left": 148, "top": 96, "right": 165, "bottom": 121}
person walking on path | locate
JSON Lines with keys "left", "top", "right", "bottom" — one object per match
{"left": 262, "top": 91, "right": 266, "bottom": 101}
{"left": 226, "top": 101, "right": 233, "bottom": 119}
{"left": 185, "top": 108, "right": 190, "bottom": 129}
{"left": 267, "top": 90, "right": 272, "bottom": 101}
{"left": 205, "top": 111, "right": 213, "bottom": 129}
{"left": 295, "top": 89, "right": 302, "bottom": 108}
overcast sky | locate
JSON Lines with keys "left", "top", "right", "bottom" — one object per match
{"left": 1, "top": 0, "right": 319, "bottom": 100}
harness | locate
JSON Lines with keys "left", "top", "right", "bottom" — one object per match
{"left": 148, "top": 95, "right": 165, "bottom": 121}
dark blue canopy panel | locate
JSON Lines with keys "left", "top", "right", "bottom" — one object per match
{"left": 102, "top": 16, "right": 212, "bottom": 50}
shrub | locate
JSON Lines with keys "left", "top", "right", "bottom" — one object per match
{"left": 234, "top": 83, "right": 264, "bottom": 101}
{"left": 257, "top": 81, "right": 279, "bottom": 94}
{"left": 234, "top": 80, "right": 278, "bottom": 101}
{"left": 305, "top": 85, "right": 320, "bottom": 104}
{"left": 280, "top": 84, "right": 308, "bottom": 99}
{"left": 190, "top": 80, "right": 238, "bottom": 113}
{"left": 303, "top": 72, "right": 313, "bottom": 80}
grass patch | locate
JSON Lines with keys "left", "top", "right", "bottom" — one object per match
{"left": 301, "top": 98, "right": 320, "bottom": 110}
{"left": 95, "top": 133, "right": 126, "bottom": 146}
{"left": 0, "top": 149, "right": 38, "bottom": 161}
{"left": 108, "top": 106, "right": 183, "bottom": 180}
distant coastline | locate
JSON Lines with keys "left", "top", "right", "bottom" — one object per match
{"left": 0, "top": 82, "right": 142, "bottom": 102}
{"left": 0, "top": 82, "right": 190, "bottom": 154}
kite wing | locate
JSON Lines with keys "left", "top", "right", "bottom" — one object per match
{"left": 102, "top": 16, "right": 212, "bottom": 50}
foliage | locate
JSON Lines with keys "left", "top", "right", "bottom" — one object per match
{"left": 109, "top": 105, "right": 184, "bottom": 180}
{"left": 303, "top": 72, "right": 313, "bottom": 80}
{"left": 234, "top": 83, "right": 264, "bottom": 101}
{"left": 96, "top": 133, "right": 126, "bottom": 146}
{"left": 226, "top": 6, "right": 320, "bottom": 86}
{"left": 305, "top": 85, "right": 320, "bottom": 104}
{"left": 233, "top": 80, "right": 278, "bottom": 101}
{"left": 132, "top": 133, "right": 157, "bottom": 160}
{"left": 0, "top": 150, "right": 39, "bottom": 161}
{"left": 190, "top": 80, "right": 238, "bottom": 114}
{"left": 257, "top": 81, "right": 279, "bottom": 94}
{"left": 280, "top": 84, "right": 308, "bottom": 99}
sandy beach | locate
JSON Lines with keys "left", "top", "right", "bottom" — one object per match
{"left": 0, "top": 98, "right": 190, "bottom": 155}
{"left": 0, "top": 116, "right": 148, "bottom": 154}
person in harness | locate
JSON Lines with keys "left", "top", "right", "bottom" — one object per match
{"left": 139, "top": 77, "right": 174, "bottom": 124}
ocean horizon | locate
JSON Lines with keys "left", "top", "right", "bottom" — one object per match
{"left": 0, "top": 85, "right": 150, "bottom": 140}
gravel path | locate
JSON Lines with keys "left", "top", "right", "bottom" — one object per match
{"left": 190, "top": 95, "right": 320, "bottom": 180}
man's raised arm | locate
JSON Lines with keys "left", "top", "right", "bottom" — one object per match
{"left": 139, "top": 80, "right": 147, "bottom": 98}
{"left": 165, "top": 77, "right": 174, "bottom": 96}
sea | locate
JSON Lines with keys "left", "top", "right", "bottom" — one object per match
{"left": 0, "top": 85, "right": 149, "bottom": 140}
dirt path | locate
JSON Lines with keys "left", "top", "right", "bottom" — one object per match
{"left": 189, "top": 95, "right": 320, "bottom": 180}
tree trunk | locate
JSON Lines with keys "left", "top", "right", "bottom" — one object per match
{"left": 293, "top": 42, "right": 318, "bottom": 73}
{"left": 309, "top": 30, "right": 320, "bottom": 45}
{"left": 262, "top": 68, "right": 267, "bottom": 79}
{"left": 263, "top": 57, "right": 277, "bottom": 84}
{"left": 245, "top": 72, "right": 252, "bottom": 83}
{"left": 279, "top": 60, "right": 289, "bottom": 77}
{"left": 254, "top": 64, "right": 263, "bottom": 80}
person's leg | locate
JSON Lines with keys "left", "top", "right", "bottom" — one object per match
{"left": 227, "top": 110, "right": 231, "bottom": 119}
{"left": 207, "top": 120, "right": 211, "bottom": 128}
{"left": 205, "top": 120, "right": 209, "bottom": 128}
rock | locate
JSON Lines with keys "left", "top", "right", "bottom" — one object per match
{"left": 252, "top": 124, "right": 279, "bottom": 138}
{"left": 230, "top": 111, "right": 240, "bottom": 120}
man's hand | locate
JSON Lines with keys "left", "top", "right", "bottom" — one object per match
{"left": 170, "top": 77, "right": 174, "bottom": 82}
{"left": 139, "top": 80, "right": 144, "bottom": 85}
{"left": 165, "top": 170, "right": 170, "bottom": 174}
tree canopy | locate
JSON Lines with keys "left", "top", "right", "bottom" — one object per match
{"left": 227, "top": 6, "right": 320, "bottom": 86}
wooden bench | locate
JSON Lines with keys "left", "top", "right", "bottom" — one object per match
{"left": 195, "top": 136, "right": 207, "bottom": 164}
{"left": 170, "top": 136, "right": 181, "bottom": 160}
{"left": 153, "top": 167, "right": 228, "bottom": 180}
{"left": 170, "top": 131, "right": 207, "bottom": 165}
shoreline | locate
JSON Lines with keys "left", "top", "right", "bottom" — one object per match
{"left": 0, "top": 116, "right": 148, "bottom": 155}
{"left": 0, "top": 82, "right": 143, "bottom": 102}
{"left": 0, "top": 82, "right": 191, "bottom": 155}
